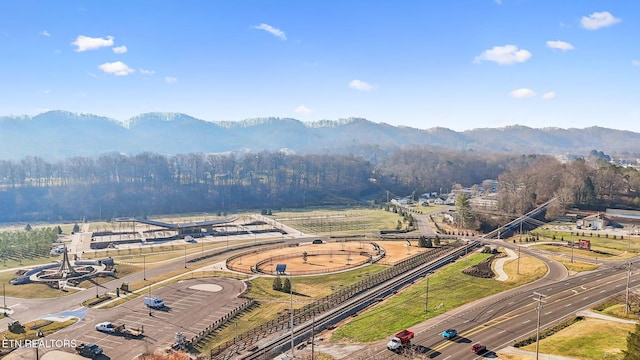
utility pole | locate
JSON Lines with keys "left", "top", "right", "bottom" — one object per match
{"left": 571, "top": 232, "right": 574, "bottom": 263}
{"left": 517, "top": 246, "right": 521, "bottom": 275}
{"left": 184, "top": 245, "right": 187, "bottom": 269}
{"left": 533, "top": 292, "right": 547, "bottom": 360}
{"left": 626, "top": 262, "right": 632, "bottom": 317}
{"left": 148, "top": 282, "right": 152, "bottom": 316}
{"left": 311, "top": 312, "right": 315, "bottom": 360}
{"left": 3, "top": 283, "right": 6, "bottom": 316}
{"left": 425, "top": 272, "right": 433, "bottom": 313}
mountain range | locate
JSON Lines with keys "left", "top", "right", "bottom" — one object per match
{"left": 1, "top": 110, "right": 638, "bottom": 161}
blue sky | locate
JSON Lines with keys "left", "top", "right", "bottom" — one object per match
{"left": 1, "top": 1, "right": 639, "bottom": 132}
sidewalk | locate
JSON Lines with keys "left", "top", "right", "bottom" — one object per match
{"left": 494, "top": 247, "right": 518, "bottom": 281}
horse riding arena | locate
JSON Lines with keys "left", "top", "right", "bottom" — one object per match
{"left": 226, "top": 240, "right": 430, "bottom": 276}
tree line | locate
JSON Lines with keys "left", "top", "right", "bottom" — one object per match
{"left": 0, "top": 149, "right": 639, "bottom": 223}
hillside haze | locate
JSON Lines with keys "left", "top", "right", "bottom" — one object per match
{"left": 1, "top": 111, "right": 638, "bottom": 160}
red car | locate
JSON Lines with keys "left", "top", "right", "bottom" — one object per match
{"left": 471, "top": 343, "right": 487, "bottom": 353}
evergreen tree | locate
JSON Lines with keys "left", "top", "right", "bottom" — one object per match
{"left": 272, "top": 276, "right": 282, "bottom": 291}
{"left": 72, "top": 223, "right": 80, "bottom": 233}
{"left": 418, "top": 235, "right": 426, "bottom": 247}
{"left": 283, "top": 277, "right": 291, "bottom": 293}
{"left": 57, "top": 226, "right": 63, "bottom": 234}
{"left": 623, "top": 323, "right": 640, "bottom": 360}
{"left": 455, "top": 193, "right": 475, "bottom": 229}
{"left": 24, "top": 223, "right": 32, "bottom": 231}
{"left": 583, "top": 177, "right": 597, "bottom": 205}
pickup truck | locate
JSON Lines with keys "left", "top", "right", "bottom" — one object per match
{"left": 96, "top": 321, "right": 143, "bottom": 338}
{"left": 75, "top": 343, "right": 103, "bottom": 357}
{"left": 387, "top": 329, "right": 414, "bottom": 352}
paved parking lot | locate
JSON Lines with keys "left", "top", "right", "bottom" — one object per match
{"left": 40, "top": 277, "right": 247, "bottom": 359}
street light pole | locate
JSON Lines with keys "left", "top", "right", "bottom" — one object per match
{"left": 290, "top": 275, "right": 294, "bottom": 358}
{"left": 533, "top": 292, "right": 547, "bottom": 360}
{"left": 626, "top": 262, "right": 632, "bottom": 316}
{"left": 517, "top": 246, "right": 521, "bottom": 275}
{"left": 184, "top": 245, "right": 187, "bottom": 269}
{"left": 143, "top": 255, "right": 146, "bottom": 280}
{"left": 425, "top": 274, "right": 430, "bottom": 313}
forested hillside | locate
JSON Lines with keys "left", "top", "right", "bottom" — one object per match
{"left": 2, "top": 111, "right": 640, "bottom": 160}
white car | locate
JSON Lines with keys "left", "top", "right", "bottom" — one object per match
{"left": 95, "top": 321, "right": 116, "bottom": 333}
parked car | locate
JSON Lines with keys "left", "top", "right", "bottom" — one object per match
{"left": 312, "top": 239, "right": 325, "bottom": 244}
{"left": 442, "top": 328, "right": 457, "bottom": 339}
{"left": 75, "top": 343, "right": 103, "bottom": 357}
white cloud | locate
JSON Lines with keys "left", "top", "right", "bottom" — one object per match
{"left": 139, "top": 68, "right": 155, "bottom": 75}
{"left": 165, "top": 76, "right": 177, "bottom": 84}
{"left": 98, "top": 61, "right": 134, "bottom": 76}
{"left": 474, "top": 45, "right": 532, "bottom": 65}
{"left": 72, "top": 35, "right": 114, "bottom": 52}
{"left": 542, "top": 91, "right": 556, "bottom": 100}
{"left": 39, "top": 30, "right": 50, "bottom": 37}
{"left": 632, "top": 60, "right": 640, "bottom": 67}
{"left": 509, "top": 88, "right": 536, "bottom": 98}
{"left": 349, "top": 79, "right": 374, "bottom": 91}
{"left": 546, "top": 40, "right": 575, "bottom": 51}
{"left": 254, "top": 23, "right": 286, "bottom": 40}
{"left": 112, "top": 45, "right": 128, "bottom": 54}
{"left": 294, "top": 105, "right": 312, "bottom": 114}
{"left": 580, "top": 11, "right": 621, "bottom": 30}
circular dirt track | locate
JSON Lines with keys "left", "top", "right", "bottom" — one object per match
{"left": 227, "top": 240, "right": 430, "bottom": 276}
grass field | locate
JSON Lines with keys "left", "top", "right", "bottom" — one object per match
{"left": 529, "top": 243, "right": 635, "bottom": 261}
{"left": 518, "top": 318, "right": 633, "bottom": 360}
{"left": 532, "top": 226, "right": 640, "bottom": 254}
{"left": 0, "top": 318, "right": 78, "bottom": 341}
{"left": 271, "top": 207, "right": 433, "bottom": 237}
{"left": 0, "top": 271, "right": 79, "bottom": 298}
{"left": 330, "top": 252, "right": 547, "bottom": 343}
{"left": 548, "top": 256, "right": 598, "bottom": 273}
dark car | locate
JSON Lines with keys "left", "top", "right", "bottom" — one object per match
{"left": 75, "top": 343, "right": 103, "bottom": 357}
{"left": 312, "top": 239, "right": 325, "bottom": 244}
